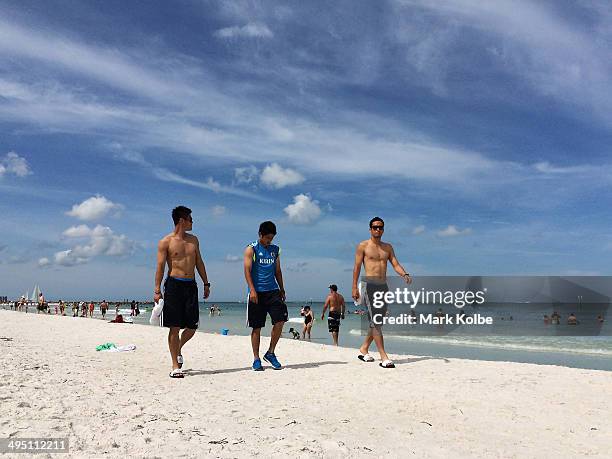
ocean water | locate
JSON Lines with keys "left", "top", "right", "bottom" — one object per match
{"left": 7, "top": 302, "right": 611, "bottom": 371}
{"left": 139, "top": 302, "right": 612, "bottom": 371}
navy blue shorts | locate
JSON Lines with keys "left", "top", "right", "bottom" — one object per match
{"left": 247, "top": 290, "right": 288, "bottom": 329}
{"left": 162, "top": 277, "right": 199, "bottom": 329}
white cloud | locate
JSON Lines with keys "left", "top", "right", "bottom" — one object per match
{"left": 53, "top": 224, "right": 135, "bottom": 266}
{"left": 66, "top": 195, "right": 123, "bottom": 221}
{"left": 234, "top": 165, "right": 258, "bottom": 184}
{"left": 284, "top": 194, "right": 322, "bottom": 225}
{"left": 152, "top": 168, "right": 272, "bottom": 202}
{"left": 211, "top": 205, "right": 226, "bottom": 217}
{"left": 412, "top": 225, "right": 426, "bottom": 235}
{"left": 224, "top": 254, "right": 241, "bottom": 263}
{"left": 261, "top": 163, "right": 305, "bottom": 189}
{"left": 533, "top": 161, "right": 592, "bottom": 174}
{"left": 37, "top": 257, "right": 50, "bottom": 268}
{"left": 437, "top": 225, "right": 472, "bottom": 237}
{"left": 214, "top": 23, "right": 273, "bottom": 39}
{"left": 0, "top": 152, "right": 31, "bottom": 177}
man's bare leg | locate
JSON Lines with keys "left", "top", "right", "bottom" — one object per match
{"left": 251, "top": 328, "right": 261, "bottom": 359}
{"left": 168, "top": 327, "right": 181, "bottom": 370}
{"left": 332, "top": 331, "right": 339, "bottom": 346}
{"left": 178, "top": 328, "right": 196, "bottom": 356}
{"left": 359, "top": 332, "right": 374, "bottom": 355}
{"left": 268, "top": 321, "right": 284, "bottom": 353}
{"left": 371, "top": 328, "right": 390, "bottom": 361}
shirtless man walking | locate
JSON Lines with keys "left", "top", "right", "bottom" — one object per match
{"left": 154, "top": 206, "right": 210, "bottom": 378}
{"left": 321, "top": 284, "right": 345, "bottom": 345}
{"left": 352, "top": 217, "right": 411, "bottom": 368}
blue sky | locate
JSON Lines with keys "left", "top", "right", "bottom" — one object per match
{"left": 1, "top": 0, "right": 611, "bottom": 301}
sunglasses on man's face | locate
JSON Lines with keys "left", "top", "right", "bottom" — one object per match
{"left": 371, "top": 225, "right": 384, "bottom": 230}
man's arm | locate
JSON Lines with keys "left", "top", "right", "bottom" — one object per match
{"left": 154, "top": 238, "right": 168, "bottom": 302}
{"left": 243, "top": 246, "right": 258, "bottom": 303}
{"left": 352, "top": 243, "right": 365, "bottom": 300}
{"left": 340, "top": 294, "right": 346, "bottom": 319}
{"left": 195, "top": 238, "right": 210, "bottom": 299}
{"left": 321, "top": 296, "right": 330, "bottom": 320}
{"left": 275, "top": 253, "right": 286, "bottom": 302}
{"left": 388, "top": 245, "right": 412, "bottom": 284}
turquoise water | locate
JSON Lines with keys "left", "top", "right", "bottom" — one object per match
{"left": 134, "top": 302, "right": 612, "bottom": 371}
{"left": 7, "top": 302, "right": 610, "bottom": 371}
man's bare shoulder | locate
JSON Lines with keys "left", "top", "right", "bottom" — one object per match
{"left": 357, "top": 240, "right": 370, "bottom": 250}
{"left": 186, "top": 233, "right": 199, "bottom": 244}
{"left": 381, "top": 241, "right": 395, "bottom": 252}
{"left": 158, "top": 233, "right": 174, "bottom": 247}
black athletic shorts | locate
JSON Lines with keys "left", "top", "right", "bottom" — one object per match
{"left": 366, "top": 282, "right": 389, "bottom": 328}
{"left": 328, "top": 310, "right": 341, "bottom": 333}
{"left": 161, "top": 277, "right": 199, "bottom": 329}
{"left": 247, "top": 289, "right": 288, "bottom": 329}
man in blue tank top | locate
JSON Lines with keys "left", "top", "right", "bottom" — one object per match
{"left": 243, "top": 221, "right": 288, "bottom": 370}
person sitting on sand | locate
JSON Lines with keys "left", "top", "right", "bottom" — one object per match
{"left": 154, "top": 205, "right": 211, "bottom": 379}
{"left": 110, "top": 314, "right": 124, "bottom": 323}
{"left": 567, "top": 313, "right": 578, "bottom": 325}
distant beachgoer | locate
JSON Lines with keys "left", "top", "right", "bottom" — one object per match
{"left": 302, "top": 305, "right": 314, "bottom": 340}
{"left": 100, "top": 300, "right": 108, "bottom": 319}
{"left": 597, "top": 315, "right": 604, "bottom": 324}
{"left": 89, "top": 302, "right": 95, "bottom": 318}
{"left": 72, "top": 302, "right": 78, "bottom": 317}
{"left": 288, "top": 328, "right": 300, "bottom": 339}
{"left": 567, "top": 313, "right": 578, "bottom": 325}
{"left": 322, "top": 284, "right": 345, "bottom": 345}
{"left": 110, "top": 314, "right": 124, "bottom": 323}
{"left": 216, "top": 306, "right": 221, "bottom": 316}
{"left": 352, "top": 217, "right": 412, "bottom": 369}
{"left": 543, "top": 315, "right": 550, "bottom": 324}
{"left": 80, "top": 301, "right": 87, "bottom": 317}
{"left": 209, "top": 305, "right": 214, "bottom": 316}
{"left": 154, "top": 205, "right": 210, "bottom": 379}
{"left": 244, "top": 220, "right": 287, "bottom": 371}
{"left": 38, "top": 292, "right": 45, "bottom": 314}
{"left": 115, "top": 302, "right": 120, "bottom": 316}
{"left": 59, "top": 300, "right": 65, "bottom": 316}
{"left": 130, "top": 300, "right": 136, "bottom": 317}
{"left": 54, "top": 303, "right": 58, "bottom": 315}
{"left": 551, "top": 311, "right": 561, "bottom": 325}
{"left": 135, "top": 302, "right": 140, "bottom": 316}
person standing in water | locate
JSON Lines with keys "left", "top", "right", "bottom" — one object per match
{"left": 302, "top": 305, "right": 314, "bottom": 340}
{"left": 321, "top": 284, "right": 345, "bottom": 345}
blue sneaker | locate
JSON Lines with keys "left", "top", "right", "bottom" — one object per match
{"left": 263, "top": 351, "right": 282, "bottom": 369}
{"left": 252, "top": 358, "right": 264, "bottom": 371}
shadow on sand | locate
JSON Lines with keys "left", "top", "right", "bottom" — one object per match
{"left": 184, "top": 356, "right": 445, "bottom": 376}
{"left": 183, "top": 360, "right": 348, "bottom": 376}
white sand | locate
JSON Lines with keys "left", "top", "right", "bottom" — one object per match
{"left": 0, "top": 309, "right": 611, "bottom": 458}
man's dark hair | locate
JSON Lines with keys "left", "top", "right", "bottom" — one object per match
{"left": 369, "top": 216, "right": 384, "bottom": 228}
{"left": 259, "top": 221, "right": 277, "bottom": 236}
{"left": 329, "top": 284, "right": 338, "bottom": 292}
{"left": 172, "top": 206, "right": 192, "bottom": 225}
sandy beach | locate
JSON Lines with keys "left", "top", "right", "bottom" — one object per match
{"left": 0, "top": 309, "right": 610, "bottom": 458}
